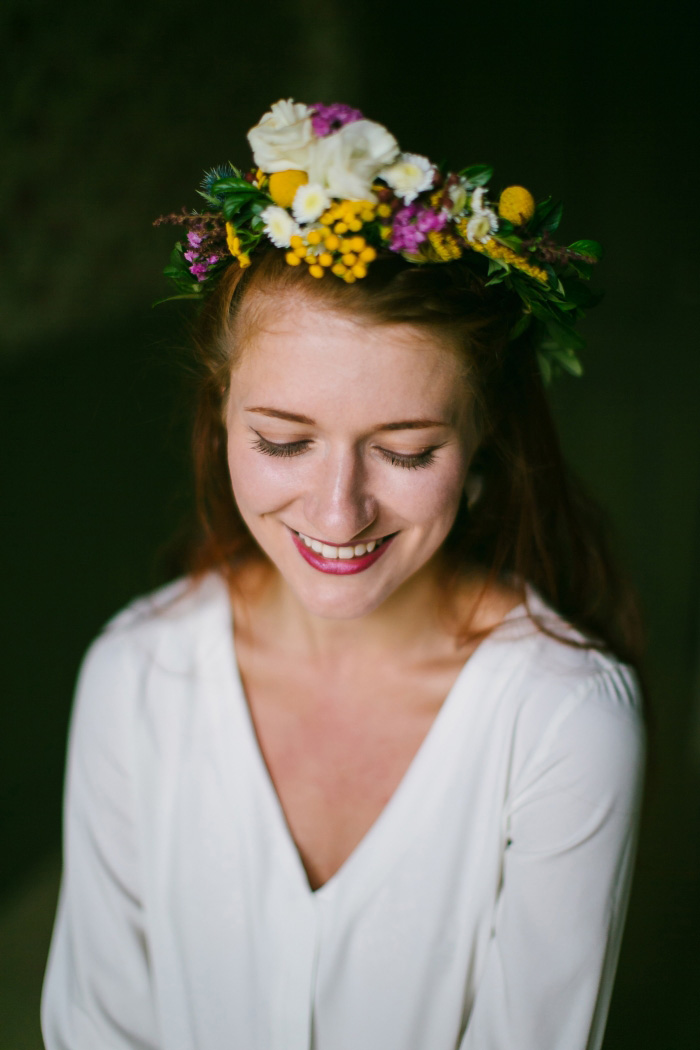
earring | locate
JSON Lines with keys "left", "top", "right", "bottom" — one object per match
{"left": 465, "top": 473, "right": 483, "bottom": 510}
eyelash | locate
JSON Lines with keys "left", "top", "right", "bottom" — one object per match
{"left": 250, "top": 434, "right": 438, "bottom": 470}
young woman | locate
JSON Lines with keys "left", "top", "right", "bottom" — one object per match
{"left": 42, "top": 100, "right": 646, "bottom": 1050}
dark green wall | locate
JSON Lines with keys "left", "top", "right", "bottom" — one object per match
{"left": 3, "top": 0, "right": 698, "bottom": 1046}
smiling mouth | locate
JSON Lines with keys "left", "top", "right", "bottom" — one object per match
{"left": 293, "top": 530, "right": 393, "bottom": 560}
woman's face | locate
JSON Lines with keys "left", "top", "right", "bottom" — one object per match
{"left": 225, "top": 292, "right": 479, "bottom": 620}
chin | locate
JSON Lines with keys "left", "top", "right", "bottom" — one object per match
{"left": 289, "top": 574, "right": 396, "bottom": 621}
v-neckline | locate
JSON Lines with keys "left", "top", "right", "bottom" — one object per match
{"left": 212, "top": 573, "right": 525, "bottom": 902}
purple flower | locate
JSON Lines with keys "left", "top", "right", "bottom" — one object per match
{"left": 389, "top": 204, "right": 447, "bottom": 253}
{"left": 415, "top": 208, "right": 448, "bottom": 234}
{"left": 189, "top": 262, "right": 210, "bottom": 280}
{"left": 184, "top": 250, "right": 198, "bottom": 262}
{"left": 187, "top": 231, "right": 203, "bottom": 247}
{"left": 207, "top": 255, "right": 220, "bottom": 265}
{"left": 310, "top": 102, "right": 364, "bottom": 137}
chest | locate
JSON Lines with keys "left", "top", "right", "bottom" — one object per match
{"left": 237, "top": 655, "right": 468, "bottom": 891}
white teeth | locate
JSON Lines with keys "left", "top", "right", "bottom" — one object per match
{"left": 296, "top": 530, "right": 386, "bottom": 559}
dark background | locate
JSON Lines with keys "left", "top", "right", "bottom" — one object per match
{"left": 2, "top": 0, "right": 698, "bottom": 1046}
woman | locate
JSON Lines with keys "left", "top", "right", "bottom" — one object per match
{"left": 42, "top": 100, "right": 646, "bottom": 1050}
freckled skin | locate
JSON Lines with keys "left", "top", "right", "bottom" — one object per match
{"left": 225, "top": 293, "right": 479, "bottom": 623}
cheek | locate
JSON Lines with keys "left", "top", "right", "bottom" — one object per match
{"left": 379, "top": 457, "right": 468, "bottom": 526}
{"left": 227, "top": 434, "right": 302, "bottom": 513}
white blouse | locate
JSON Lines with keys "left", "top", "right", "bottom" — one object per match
{"left": 41, "top": 572, "right": 645, "bottom": 1050}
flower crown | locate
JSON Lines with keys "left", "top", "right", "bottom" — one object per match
{"left": 156, "top": 99, "right": 602, "bottom": 382}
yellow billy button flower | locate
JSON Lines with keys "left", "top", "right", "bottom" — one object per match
{"left": 351, "top": 263, "right": 367, "bottom": 279}
{"left": 334, "top": 222, "right": 349, "bottom": 234}
{"left": 349, "top": 236, "right": 366, "bottom": 252}
{"left": 359, "top": 246, "right": 377, "bottom": 263}
{"left": 306, "top": 229, "right": 323, "bottom": 245}
{"left": 318, "top": 252, "right": 334, "bottom": 267}
{"left": 308, "top": 264, "right": 325, "bottom": 278}
{"left": 268, "top": 169, "right": 308, "bottom": 208}
{"left": 285, "top": 251, "right": 302, "bottom": 266}
{"left": 324, "top": 233, "right": 340, "bottom": 252}
{"left": 498, "top": 186, "right": 536, "bottom": 226}
{"left": 331, "top": 262, "right": 348, "bottom": 277}
{"left": 377, "top": 203, "right": 393, "bottom": 218}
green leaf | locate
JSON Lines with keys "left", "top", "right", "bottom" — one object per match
{"left": 549, "top": 345, "right": 584, "bottom": 376}
{"left": 568, "top": 239, "right": 603, "bottom": 260}
{"left": 152, "top": 292, "right": 203, "bottom": 306}
{"left": 545, "top": 317, "right": 586, "bottom": 351}
{"left": 494, "top": 234, "right": 523, "bottom": 252}
{"left": 537, "top": 350, "right": 553, "bottom": 386}
{"left": 509, "top": 313, "right": 532, "bottom": 340}
{"left": 461, "top": 164, "right": 493, "bottom": 186}
{"left": 222, "top": 195, "right": 261, "bottom": 220}
{"left": 542, "top": 201, "right": 563, "bottom": 233}
{"left": 569, "top": 258, "right": 593, "bottom": 280}
{"left": 212, "top": 176, "right": 259, "bottom": 195}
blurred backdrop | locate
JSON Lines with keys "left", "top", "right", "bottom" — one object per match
{"left": 2, "top": 0, "right": 698, "bottom": 1046}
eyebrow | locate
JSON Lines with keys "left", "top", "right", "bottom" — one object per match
{"left": 245, "top": 407, "right": 450, "bottom": 430}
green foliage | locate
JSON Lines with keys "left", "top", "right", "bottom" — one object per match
{"left": 460, "top": 164, "right": 493, "bottom": 186}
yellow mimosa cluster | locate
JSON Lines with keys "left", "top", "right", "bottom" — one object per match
{"left": 427, "top": 231, "right": 463, "bottom": 261}
{"left": 456, "top": 223, "right": 547, "bottom": 282}
{"left": 225, "top": 223, "right": 251, "bottom": 268}
{"left": 283, "top": 222, "right": 378, "bottom": 282}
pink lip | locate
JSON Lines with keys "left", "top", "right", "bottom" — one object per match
{"left": 290, "top": 530, "right": 395, "bottom": 575}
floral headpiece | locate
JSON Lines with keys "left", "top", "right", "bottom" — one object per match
{"left": 156, "top": 99, "right": 602, "bottom": 382}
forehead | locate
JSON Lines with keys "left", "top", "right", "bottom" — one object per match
{"left": 232, "top": 292, "right": 472, "bottom": 426}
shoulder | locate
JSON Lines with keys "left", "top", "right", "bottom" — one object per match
{"left": 73, "top": 572, "right": 230, "bottom": 723}
{"left": 87, "top": 571, "right": 229, "bottom": 667}
{"left": 483, "top": 589, "right": 646, "bottom": 802}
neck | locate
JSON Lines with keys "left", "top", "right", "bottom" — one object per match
{"left": 233, "top": 553, "right": 488, "bottom": 668}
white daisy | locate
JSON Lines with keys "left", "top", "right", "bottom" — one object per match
{"left": 379, "top": 152, "right": 436, "bottom": 203}
{"left": 292, "top": 182, "right": 331, "bottom": 224}
{"left": 260, "top": 205, "right": 299, "bottom": 248}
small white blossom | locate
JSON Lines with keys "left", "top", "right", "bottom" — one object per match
{"left": 292, "top": 182, "right": 331, "bottom": 224}
{"left": 260, "top": 205, "right": 300, "bottom": 248}
{"left": 447, "top": 178, "right": 469, "bottom": 217}
{"left": 379, "top": 153, "right": 435, "bottom": 203}
{"left": 465, "top": 186, "right": 499, "bottom": 243}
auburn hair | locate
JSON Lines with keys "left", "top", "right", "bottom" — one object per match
{"left": 178, "top": 248, "right": 645, "bottom": 672}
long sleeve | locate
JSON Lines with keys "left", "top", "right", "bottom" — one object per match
{"left": 41, "top": 631, "right": 160, "bottom": 1050}
{"left": 460, "top": 667, "right": 646, "bottom": 1050}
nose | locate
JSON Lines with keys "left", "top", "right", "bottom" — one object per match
{"left": 303, "top": 445, "right": 377, "bottom": 545}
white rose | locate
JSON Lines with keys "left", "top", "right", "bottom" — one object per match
{"left": 307, "top": 119, "right": 399, "bottom": 201}
{"left": 247, "top": 99, "right": 314, "bottom": 174}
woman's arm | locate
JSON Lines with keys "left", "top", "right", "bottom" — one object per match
{"left": 461, "top": 668, "right": 646, "bottom": 1050}
{"left": 41, "top": 631, "right": 160, "bottom": 1050}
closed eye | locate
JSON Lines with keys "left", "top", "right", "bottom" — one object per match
{"left": 250, "top": 432, "right": 444, "bottom": 470}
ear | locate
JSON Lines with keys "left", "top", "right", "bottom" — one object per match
{"left": 465, "top": 472, "right": 483, "bottom": 510}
